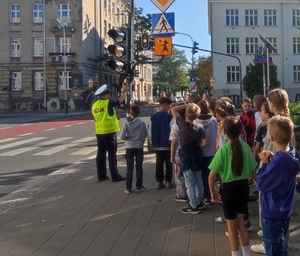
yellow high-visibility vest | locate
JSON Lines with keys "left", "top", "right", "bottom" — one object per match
{"left": 92, "top": 99, "right": 120, "bottom": 134}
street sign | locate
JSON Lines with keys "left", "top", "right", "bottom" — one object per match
{"left": 150, "top": 0, "right": 175, "bottom": 13}
{"left": 152, "top": 13, "right": 175, "bottom": 37}
{"left": 259, "top": 33, "right": 277, "bottom": 53}
{"left": 154, "top": 37, "right": 172, "bottom": 56}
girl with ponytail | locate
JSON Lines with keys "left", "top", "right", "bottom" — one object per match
{"left": 208, "top": 116, "right": 257, "bottom": 256}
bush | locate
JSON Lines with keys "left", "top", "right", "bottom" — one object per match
{"left": 289, "top": 102, "right": 300, "bottom": 125}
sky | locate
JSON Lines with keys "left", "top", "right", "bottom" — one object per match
{"left": 134, "top": 0, "right": 211, "bottom": 59}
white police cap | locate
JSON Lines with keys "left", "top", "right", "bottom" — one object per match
{"left": 95, "top": 84, "right": 112, "bottom": 96}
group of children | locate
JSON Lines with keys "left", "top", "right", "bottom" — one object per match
{"left": 119, "top": 89, "right": 300, "bottom": 256}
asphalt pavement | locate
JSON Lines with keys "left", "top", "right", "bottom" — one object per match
{"left": 0, "top": 108, "right": 299, "bottom": 256}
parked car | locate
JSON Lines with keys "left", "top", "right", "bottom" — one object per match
{"left": 171, "top": 95, "right": 178, "bottom": 103}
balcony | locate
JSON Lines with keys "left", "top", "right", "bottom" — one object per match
{"left": 50, "top": 21, "right": 76, "bottom": 35}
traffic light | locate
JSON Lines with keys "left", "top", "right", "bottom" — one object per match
{"left": 141, "top": 33, "right": 149, "bottom": 49}
{"left": 192, "top": 41, "right": 199, "bottom": 55}
{"left": 106, "top": 29, "right": 127, "bottom": 73}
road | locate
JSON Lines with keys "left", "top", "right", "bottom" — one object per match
{"left": 0, "top": 108, "right": 154, "bottom": 199}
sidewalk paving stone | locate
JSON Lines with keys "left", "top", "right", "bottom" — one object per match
{"left": 0, "top": 120, "right": 299, "bottom": 255}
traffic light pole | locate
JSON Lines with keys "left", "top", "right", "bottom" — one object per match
{"left": 173, "top": 43, "right": 243, "bottom": 104}
{"left": 125, "top": 0, "right": 135, "bottom": 116}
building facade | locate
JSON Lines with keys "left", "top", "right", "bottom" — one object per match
{"left": 208, "top": 0, "right": 300, "bottom": 103}
{"left": 0, "top": 0, "right": 153, "bottom": 112}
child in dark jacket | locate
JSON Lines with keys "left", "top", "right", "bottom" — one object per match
{"left": 150, "top": 97, "right": 173, "bottom": 189}
{"left": 257, "top": 115, "right": 300, "bottom": 256}
{"left": 120, "top": 105, "right": 148, "bottom": 194}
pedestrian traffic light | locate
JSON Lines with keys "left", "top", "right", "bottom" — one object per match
{"left": 192, "top": 41, "right": 199, "bottom": 55}
{"left": 106, "top": 29, "right": 127, "bottom": 73}
{"left": 141, "top": 33, "right": 149, "bottom": 49}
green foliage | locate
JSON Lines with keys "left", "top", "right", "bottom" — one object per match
{"left": 243, "top": 62, "right": 280, "bottom": 99}
{"left": 153, "top": 48, "right": 189, "bottom": 94}
{"left": 289, "top": 102, "right": 300, "bottom": 125}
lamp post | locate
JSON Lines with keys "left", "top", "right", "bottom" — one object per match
{"left": 175, "top": 32, "right": 195, "bottom": 95}
{"left": 175, "top": 32, "right": 195, "bottom": 73}
{"left": 43, "top": 0, "right": 47, "bottom": 112}
{"left": 55, "top": 19, "right": 68, "bottom": 114}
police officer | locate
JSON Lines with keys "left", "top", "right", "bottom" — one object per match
{"left": 92, "top": 83, "right": 126, "bottom": 182}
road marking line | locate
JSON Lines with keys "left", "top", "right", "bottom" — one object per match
{"left": 44, "top": 128, "right": 57, "bottom": 131}
{"left": 0, "top": 147, "right": 39, "bottom": 156}
{"left": 33, "top": 143, "right": 81, "bottom": 155}
{"left": 0, "top": 137, "right": 46, "bottom": 150}
{"left": 70, "top": 146, "right": 97, "bottom": 155}
{"left": 0, "top": 138, "right": 19, "bottom": 144}
{"left": 19, "top": 133, "right": 34, "bottom": 137}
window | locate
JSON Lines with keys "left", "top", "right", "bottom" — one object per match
{"left": 104, "top": 20, "right": 107, "bottom": 36}
{"left": 58, "top": 4, "right": 71, "bottom": 24}
{"left": 226, "top": 9, "right": 239, "bottom": 26}
{"left": 117, "top": 8, "right": 120, "bottom": 23}
{"left": 245, "top": 9, "right": 258, "bottom": 26}
{"left": 59, "top": 71, "right": 71, "bottom": 90}
{"left": 293, "top": 38, "right": 300, "bottom": 54}
{"left": 34, "top": 72, "right": 44, "bottom": 90}
{"left": 264, "top": 10, "right": 277, "bottom": 26}
{"left": 11, "top": 4, "right": 20, "bottom": 23}
{"left": 294, "top": 65, "right": 300, "bottom": 82}
{"left": 34, "top": 38, "right": 43, "bottom": 57}
{"left": 108, "top": 0, "right": 111, "bottom": 12}
{"left": 246, "top": 37, "right": 258, "bottom": 54}
{"left": 12, "top": 72, "right": 22, "bottom": 91}
{"left": 112, "top": 2, "right": 115, "bottom": 16}
{"left": 11, "top": 38, "right": 21, "bottom": 57}
{"left": 33, "top": 4, "right": 43, "bottom": 23}
{"left": 58, "top": 37, "right": 71, "bottom": 53}
{"left": 266, "top": 37, "right": 277, "bottom": 54}
{"left": 226, "top": 38, "right": 239, "bottom": 54}
{"left": 104, "top": 0, "right": 107, "bottom": 10}
{"left": 227, "top": 66, "right": 240, "bottom": 83}
{"left": 292, "top": 10, "right": 300, "bottom": 26}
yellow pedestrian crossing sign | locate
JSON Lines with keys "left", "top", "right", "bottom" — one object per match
{"left": 154, "top": 37, "right": 172, "bottom": 56}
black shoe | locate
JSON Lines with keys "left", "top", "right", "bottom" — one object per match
{"left": 198, "top": 201, "right": 206, "bottom": 210}
{"left": 97, "top": 176, "right": 109, "bottom": 182}
{"left": 181, "top": 205, "right": 200, "bottom": 214}
{"left": 112, "top": 176, "right": 126, "bottom": 182}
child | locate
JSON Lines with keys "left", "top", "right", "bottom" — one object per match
{"left": 171, "top": 103, "right": 207, "bottom": 214}
{"left": 240, "top": 98, "right": 256, "bottom": 148}
{"left": 197, "top": 99, "right": 218, "bottom": 204}
{"left": 256, "top": 116, "right": 300, "bottom": 256}
{"left": 169, "top": 108, "right": 188, "bottom": 202}
{"left": 253, "top": 95, "right": 267, "bottom": 132}
{"left": 150, "top": 97, "right": 173, "bottom": 189}
{"left": 251, "top": 88, "right": 293, "bottom": 254}
{"left": 252, "top": 102, "right": 274, "bottom": 162}
{"left": 208, "top": 116, "right": 257, "bottom": 256}
{"left": 215, "top": 98, "right": 236, "bottom": 149}
{"left": 120, "top": 105, "right": 148, "bottom": 193}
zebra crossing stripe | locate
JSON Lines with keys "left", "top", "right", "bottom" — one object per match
{"left": 33, "top": 143, "right": 80, "bottom": 156}
{"left": 0, "top": 138, "right": 19, "bottom": 144}
{"left": 0, "top": 137, "right": 46, "bottom": 150}
{"left": 70, "top": 146, "right": 97, "bottom": 155}
{"left": 0, "top": 147, "right": 39, "bottom": 156}
{"left": 37, "top": 137, "right": 73, "bottom": 146}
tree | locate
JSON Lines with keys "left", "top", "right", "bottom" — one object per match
{"left": 243, "top": 62, "right": 280, "bottom": 99}
{"left": 153, "top": 48, "right": 189, "bottom": 95}
{"left": 193, "top": 56, "right": 212, "bottom": 91}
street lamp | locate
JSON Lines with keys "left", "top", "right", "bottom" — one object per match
{"left": 175, "top": 32, "right": 195, "bottom": 72}
{"left": 55, "top": 18, "right": 68, "bottom": 114}
{"left": 175, "top": 32, "right": 196, "bottom": 94}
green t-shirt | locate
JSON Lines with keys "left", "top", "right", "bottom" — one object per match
{"left": 208, "top": 140, "right": 257, "bottom": 183}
